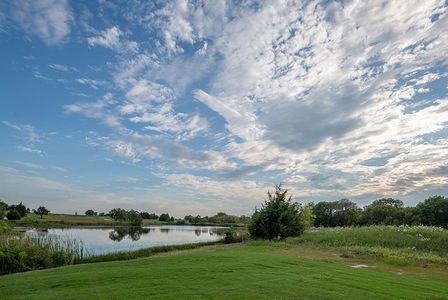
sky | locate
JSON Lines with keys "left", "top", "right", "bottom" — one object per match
{"left": 0, "top": 0, "right": 447, "bottom": 216}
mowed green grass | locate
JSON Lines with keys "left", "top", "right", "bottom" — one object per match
{"left": 2, "top": 244, "right": 448, "bottom": 300}
{"left": 10, "top": 213, "right": 161, "bottom": 227}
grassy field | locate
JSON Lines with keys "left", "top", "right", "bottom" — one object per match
{"left": 2, "top": 226, "right": 447, "bottom": 299}
{"left": 290, "top": 226, "right": 448, "bottom": 266}
{"left": 9, "top": 213, "right": 161, "bottom": 228}
{"left": 1, "top": 242, "right": 448, "bottom": 300}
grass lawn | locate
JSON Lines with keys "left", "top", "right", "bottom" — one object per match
{"left": 9, "top": 213, "right": 161, "bottom": 227}
{"left": 1, "top": 243, "right": 448, "bottom": 300}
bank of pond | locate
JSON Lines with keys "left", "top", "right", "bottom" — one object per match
{"left": 0, "top": 221, "right": 244, "bottom": 275}
{"left": 1, "top": 221, "right": 447, "bottom": 276}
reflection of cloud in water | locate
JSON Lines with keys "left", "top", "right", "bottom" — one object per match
{"left": 25, "top": 225, "right": 225, "bottom": 256}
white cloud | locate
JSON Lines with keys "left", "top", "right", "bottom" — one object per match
{"left": 16, "top": 146, "right": 44, "bottom": 155}
{"left": 61, "top": 0, "right": 448, "bottom": 211}
{"left": 64, "top": 94, "right": 122, "bottom": 129}
{"left": 87, "top": 26, "right": 138, "bottom": 53}
{"left": 75, "top": 78, "right": 108, "bottom": 89}
{"left": 11, "top": 0, "right": 73, "bottom": 45}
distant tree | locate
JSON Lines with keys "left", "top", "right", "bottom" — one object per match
{"left": 249, "top": 185, "right": 306, "bottom": 240}
{"left": 360, "top": 198, "right": 405, "bottom": 225}
{"left": 313, "top": 202, "right": 333, "bottom": 227}
{"left": 330, "top": 199, "right": 361, "bottom": 226}
{"left": 85, "top": 209, "right": 97, "bottom": 216}
{"left": 158, "top": 213, "right": 170, "bottom": 222}
{"left": 128, "top": 210, "right": 143, "bottom": 226}
{"left": 184, "top": 215, "right": 194, "bottom": 223}
{"left": 8, "top": 202, "right": 27, "bottom": 218}
{"left": 108, "top": 208, "right": 128, "bottom": 221}
{"left": 6, "top": 209, "right": 21, "bottom": 220}
{"left": 140, "top": 212, "right": 159, "bottom": 220}
{"left": 34, "top": 206, "right": 50, "bottom": 219}
{"left": 299, "top": 204, "right": 315, "bottom": 229}
{"left": 313, "top": 199, "right": 361, "bottom": 227}
{"left": 415, "top": 196, "right": 448, "bottom": 228}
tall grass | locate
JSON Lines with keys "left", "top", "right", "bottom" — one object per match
{"left": 0, "top": 227, "right": 88, "bottom": 275}
{"left": 289, "top": 226, "right": 448, "bottom": 265}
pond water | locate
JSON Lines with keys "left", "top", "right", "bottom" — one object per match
{"left": 24, "top": 226, "right": 226, "bottom": 256}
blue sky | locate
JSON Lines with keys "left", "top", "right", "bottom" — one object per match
{"left": 0, "top": 0, "right": 447, "bottom": 216}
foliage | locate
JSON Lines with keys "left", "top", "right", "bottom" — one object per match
{"left": 108, "top": 208, "right": 128, "bottom": 221}
{"left": 313, "top": 199, "right": 361, "bottom": 227}
{"left": 249, "top": 185, "right": 306, "bottom": 239}
{"left": 8, "top": 202, "right": 27, "bottom": 218}
{"left": 6, "top": 209, "right": 21, "bottom": 220}
{"left": 360, "top": 198, "right": 405, "bottom": 226}
{"left": 291, "top": 226, "right": 448, "bottom": 265}
{"left": 0, "top": 233, "right": 87, "bottom": 275}
{"left": 223, "top": 230, "right": 246, "bottom": 244}
{"left": 158, "top": 213, "right": 171, "bottom": 222}
{"left": 0, "top": 220, "right": 13, "bottom": 235}
{"left": 0, "top": 200, "right": 7, "bottom": 219}
{"left": 128, "top": 210, "right": 143, "bottom": 226}
{"left": 85, "top": 209, "right": 97, "bottom": 216}
{"left": 140, "top": 212, "right": 159, "bottom": 220}
{"left": 34, "top": 206, "right": 50, "bottom": 219}
{"left": 415, "top": 196, "right": 448, "bottom": 228}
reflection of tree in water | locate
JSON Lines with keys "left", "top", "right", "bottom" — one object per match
{"left": 109, "top": 227, "right": 150, "bottom": 242}
{"left": 159, "top": 228, "right": 171, "bottom": 234}
{"left": 195, "top": 229, "right": 201, "bottom": 236}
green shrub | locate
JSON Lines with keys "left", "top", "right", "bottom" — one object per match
{"left": 6, "top": 209, "right": 21, "bottom": 220}
{"left": 249, "top": 185, "right": 305, "bottom": 240}
{"left": 0, "top": 235, "right": 86, "bottom": 275}
{"left": 223, "top": 230, "right": 245, "bottom": 244}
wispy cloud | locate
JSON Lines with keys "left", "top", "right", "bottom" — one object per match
{"left": 87, "top": 26, "right": 138, "bottom": 53}
{"left": 10, "top": 0, "right": 73, "bottom": 45}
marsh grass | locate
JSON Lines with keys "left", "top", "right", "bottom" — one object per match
{"left": 289, "top": 226, "right": 448, "bottom": 265}
{"left": 0, "top": 229, "right": 89, "bottom": 275}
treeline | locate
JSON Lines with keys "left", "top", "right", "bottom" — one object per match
{"left": 311, "top": 196, "right": 448, "bottom": 228}
{"left": 0, "top": 200, "right": 49, "bottom": 220}
{"left": 85, "top": 208, "right": 250, "bottom": 227}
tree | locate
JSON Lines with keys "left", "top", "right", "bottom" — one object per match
{"left": 128, "top": 210, "right": 143, "bottom": 226}
{"left": 249, "top": 185, "right": 306, "bottom": 240}
{"left": 8, "top": 202, "right": 27, "bottom": 218}
{"left": 140, "top": 212, "right": 159, "bottom": 220}
{"left": 85, "top": 209, "right": 97, "bottom": 216}
{"left": 108, "top": 208, "right": 128, "bottom": 221}
{"left": 313, "top": 202, "right": 334, "bottom": 227}
{"left": 34, "top": 206, "right": 50, "bottom": 219}
{"left": 415, "top": 196, "right": 448, "bottom": 228}
{"left": 159, "top": 213, "right": 170, "bottom": 222}
{"left": 330, "top": 199, "right": 361, "bottom": 226}
{"left": 6, "top": 209, "right": 21, "bottom": 220}
{"left": 360, "top": 198, "right": 405, "bottom": 225}
{"left": 313, "top": 199, "right": 361, "bottom": 227}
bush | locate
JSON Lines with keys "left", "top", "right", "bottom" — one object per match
{"left": 159, "top": 213, "right": 170, "bottom": 222}
{"left": 6, "top": 209, "right": 21, "bottom": 220}
{"left": 415, "top": 196, "right": 448, "bottom": 228}
{"left": 85, "top": 210, "right": 97, "bottom": 216}
{"left": 249, "top": 185, "right": 305, "bottom": 240}
{"left": 223, "top": 230, "right": 244, "bottom": 244}
{"left": 0, "top": 235, "right": 86, "bottom": 275}
{"left": 128, "top": 210, "right": 143, "bottom": 227}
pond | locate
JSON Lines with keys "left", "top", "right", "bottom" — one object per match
{"left": 24, "top": 225, "right": 226, "bottom": 256}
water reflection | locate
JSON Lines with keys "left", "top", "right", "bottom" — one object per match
{"left": 25, "top": 225, "right": 225, "bottom": 256}
{"left": 109, "top": 227, "right": 150, "bottom": 242}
